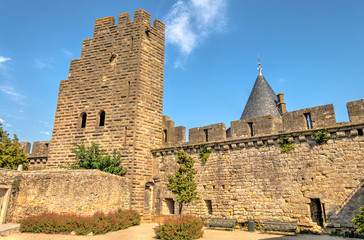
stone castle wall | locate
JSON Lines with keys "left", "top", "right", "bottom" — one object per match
{"left": 46, "top": 10, "right": 165, "bottom": 215}
{"left": 152, "top": 123, "right": 364, "bottom": 229}
{"left": 0, "top": 169, "right": 131, "bottom": 222}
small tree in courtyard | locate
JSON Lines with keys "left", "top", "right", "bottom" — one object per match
{"left": 0, "top": 123, "right": 28, "bottom": 170}
{"left": 167, "top": 150, "right": 198, "bottom": 217}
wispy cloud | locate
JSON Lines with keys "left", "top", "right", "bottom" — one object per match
{"left": 164, "top": 0, "right": 228, "bottom": 66}
{"left": 0, "top": 118, "right": 12, "bottom": 127}
{"left": 40, "top": 131, "right": 51, "bottom": 135}
{"left": 33, "top": 58, "right": 53, "bottom": 69}
{"left": 0, "top": 56, "right": 11, "bottom": 63}
{"left": 61, "top": 48, "right": 73, "bottom": 58}
{"left": 0, "top": 56, "right": 13, "bottom": 78}
{"left": 0, "top": 85, "right": 26, "bottom": 103}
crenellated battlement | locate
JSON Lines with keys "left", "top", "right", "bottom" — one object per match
{"left": 153, "top": 122, "right": 364, "bottom": 155}
{"left": 93, "top": 9, "right": 165, "bottom": 37}
{"left": 161, "top": 99, "right": 364, "bottom": 147}
{"left": 19, "top": 141, "right": 50, "bottom": 170}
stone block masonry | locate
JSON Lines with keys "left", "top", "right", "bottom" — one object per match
{"left": 47, "top": 9, "right": 165, "bottom": 217}
{"left": 152, "top": 123, "right": 364, "bottom": 231}
{"left": 0, "top": 169, "right": 131, "bottom": 223}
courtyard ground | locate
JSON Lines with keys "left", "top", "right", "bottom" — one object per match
{"left": 2, "top": 223, "right": 359, "bottom": 240}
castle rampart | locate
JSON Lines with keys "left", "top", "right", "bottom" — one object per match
{"left": 152, "top": 99, "right": 364, "bottom": 230}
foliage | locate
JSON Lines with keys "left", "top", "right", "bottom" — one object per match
{"left": 353, "top": 207, "right": 364, "bottom": 235}
{"left": 312, "top": 129, "right": 329, "bottom": 144}
{"left": 70, "top": 142, "right": 127, "bottom": 176}
{"left": 199, "top": 145, "right": 211, "bottom": 164}
{"left": 167, "top": 151, "right": 198, "bottom": 216}
{"left": 0, "top": 123, "right": 28, "bottom": 170}
{"left": 155, "top": 215, "right": 204, "bottom": 240}
{"left": 20, "top": 209, "right": 140, "bottom": 235}
{"left": 278, "top": 136, "right": 295, "bottom": 153}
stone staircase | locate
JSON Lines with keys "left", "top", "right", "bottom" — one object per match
{"left": 142, "top": 210, "right": 152, "bottom": 223}
{"left": 0, "top": 223, "right": 20, "bottom": 236}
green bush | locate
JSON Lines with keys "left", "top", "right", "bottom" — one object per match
{"left": 312, "top": 129, "right": 329, "bottom": 144}
{"left": 0, "top": 123, "right": 28, "bottom": 170}
{"left": 20, "top": 210, "right": 140, "bottom": 235}
{"left": 278, "top": 136, "right": 295, "bottom": 153}
{"left": 353, "top": 207, "right": 364, "bottom": 236}
{"left": 155, "top": 215, "right": 204, "bottom": 240}
{"left": 199, "top": 145, "right": 211, "bottom": 164}
{"left": 70, "top": 142, "right": 127, "bottom": 176}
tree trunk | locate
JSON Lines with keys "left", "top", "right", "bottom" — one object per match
{"left": 179, "top": 202, "right": 183, "bottom": 219}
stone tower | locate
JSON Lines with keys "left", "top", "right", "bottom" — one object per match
{"left": 48, "top": 10, "right": 165, "bottom": 214}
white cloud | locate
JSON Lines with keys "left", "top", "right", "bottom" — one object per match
{"left": 0, "top": 56, "right": 12, "bottom": 78}
{"left": 0, "top": 56, "right": 11, "bottom": 63}
{"left": 33, "top": 59, "right": 51, "bottom": 69}
{"left": 0, "top": 85, "right": 26, "bottom": 104}
{"left": 61, "top": 48, "right": 73, "bottom": 58}
{"left": 0, "top": 85, "right": 24, "bottom": 98}
{"left": 165, "top": 0, "right": 227, "bottom": 60}
{"left": 40, "top": 131, "right": 51, "bottom": 135}
{"left": 0, "top": 118, "right": 12, "bottom": 127}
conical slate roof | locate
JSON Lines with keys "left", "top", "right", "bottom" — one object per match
{"left": 240, "top": 74, "right": 282, "bottom": 120}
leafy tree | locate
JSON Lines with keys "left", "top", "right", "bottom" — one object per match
{"left": 0, "top": 123, "right": 28, "bottom": 170}
{"left": 71, "top": 142, "right": 127, "bottom": 176}
{"left": 353, "top": 207, "right": 364, "bottom": 235}
{"left": 167, "top": 151, "right": 198, "bottom": 217}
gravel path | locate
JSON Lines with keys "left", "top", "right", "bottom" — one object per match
{"left": 2, "top": 223, "right": 359, "bottom": 240}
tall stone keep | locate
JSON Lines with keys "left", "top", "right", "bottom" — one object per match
{"left": 48, "top": 10, "right": 165, "bottom": 213}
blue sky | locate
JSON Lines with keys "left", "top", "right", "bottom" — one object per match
{"left": 0, "top": 0, "right": 363, "bottom": 143}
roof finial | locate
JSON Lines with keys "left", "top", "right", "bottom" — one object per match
{"left": 258, "top": 57, "right": 262, "bottom": 76}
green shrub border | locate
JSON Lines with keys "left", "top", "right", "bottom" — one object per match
{"left": 20, "top": 210, "right": 140, "bottom": 235}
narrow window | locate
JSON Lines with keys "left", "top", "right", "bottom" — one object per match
{"left": 309, "top": 198, "right": 324, "bottom": 227}
{"left": 130, "top": 36, "right": 134, "bottom": 51}
{"left": 248, "top": 122, "right": 254, "bottom": 136}
{"left": 165, "top": 198, "right": 175, "bottom": 214}
{"left": 163, "top": 129, "right": 168, "bottom": 143}
{"left": 128, "top": 81, "right": 131, "bottom": 97}
{"left": 99, "top": 110, "right": 105, "bottom": 126}
{"left": 81, "top": 113, "right": 87, "bottom": 128}
{"left": 304, "top": 113, "right": 312, "bottom": 129}
{"left": 205, "top": 200, "right": 213, "bottom": 215}
{"left": 204, "top": 129, "right": 209, "bottom": 142}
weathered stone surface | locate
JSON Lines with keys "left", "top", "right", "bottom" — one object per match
{"left": 0, "top": 169, "right": 130, "bottom": 223}
{"left": 152, "top": 126, "right": 364, "bottom": 230}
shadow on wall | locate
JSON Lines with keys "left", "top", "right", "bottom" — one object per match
{"left": 327, "top": 180, "right": 364, "bottom": 229}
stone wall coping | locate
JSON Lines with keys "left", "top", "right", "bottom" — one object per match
{"left": 0, "top": 168, "right": 126, "bottom": 180}
{"left": 151, "top": 123, "right": 364, "bottom": 154}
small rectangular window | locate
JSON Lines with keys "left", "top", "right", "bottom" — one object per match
{"left": 99, "top": 111, "right": 105, "bottom": 126}
{"left": 248, "top": 122, "right": 254, "bottom": 136}
{"left": 204, "top": 129, "right": 209, "bottom": 142}
{"left": 163, "top": 129, "right": 168, "bottom": 143}
{"left": 81, "top": 113, "right": 87, "bottom": 128}
{"left": 304, "top": 113, "right": 312, "bottom": 129}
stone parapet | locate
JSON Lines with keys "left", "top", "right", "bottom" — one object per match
{"left": 0, "top": 169, "right": 131, "bottom": 223}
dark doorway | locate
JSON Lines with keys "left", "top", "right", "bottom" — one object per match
{"left": 310, "top": 198, "right": 324, "bottom": 227}
{"left": 144, "top": 183, "right": 153, "bottom": 210}
{"left": 165, "top": 198, "right": 175, "bottom": 214}
{"left": 205, "top": 200, "right": 213, "bottom": 215}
